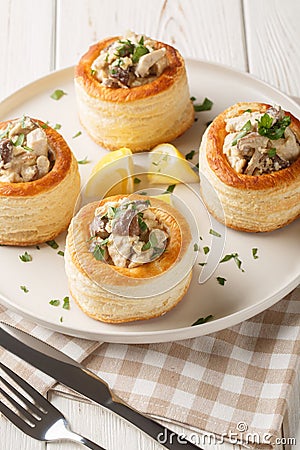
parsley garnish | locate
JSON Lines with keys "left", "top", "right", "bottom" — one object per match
{"left": 134, "top": 177, "right": 141, "bottom": 184}
{"left": 231, "top": 120, "right": 252, "bottom": 146}
{"left": 194, "top": 243, "right": 199, "bottom": 252}
{"left": 244, "top": 109, "right": 252, "bottom": 113}
{"left": 185, "top": 150, "right": 196, "bottom": 160}
{"left": 77, "top": 156, "right": 90, "bottom": 165}
{"left": 49, "top": 299, "right": 60, "bottom": 306}
{"left": 60, "top": 316, "right": 63, "bottom": 323}
{"left": 268, "top": 148, "right": 277, "bottom": 158}
{"left": 50, "top": 89, "right": 67, "bottom": 100}
{"left": 198, "top": 262, "right": 207, "bottom": 267}
{"left": 193, "top": 97, "right": 213, "bottom": 112}
{"left": 132, "top": 44, "right": 149, "bottom": 63}
{"left": 166, "top": 184, "right": 176, "bottom": 193}
{"left": 54, "top": 123, "right": 61, "bottom": 130}
{"left": 142, "top": 241, "right": 151, "bottom": 251}
{"left": 93, "top": 244, "right": 105, "bottom": 261}
{"left": 57, "top": 250, "right": 64, "bottom": 257}
{"left": 23, "top": 145, "right": 33, "bottom": 152}
{"left": 62, "top": 296, "right": 70, "bottom": 310}
{"left": 203, "top": 246, "right": 210, "bottom": 255}
{"left": 72, "top": 131, "right": 82, "bottom": 139}
{"left": 252, "top": 248, "right": 259, "bottom": 259}
{"left": 20, "top": 285, "right": 29, "bottom": 293}
{"left": 13, "top": 133, "right": 25, "bottom": 147}
{"left": 192, "top": 314, "right": 213, "bottom": 326}
{"left": 41, "top": 122, "right": 49, "bottom": 129}
{"left": 257, "top": 113, "right": 291, "bottom": 140}
{"left": 217, "top": 277, "right": 226, "bottom": 285}
{"left": 220, "top": 252, "right": 244, "bottom": 271}
{"left": 138, "top": 216, "right": 147, "bottom": 232}
{"left": 209, "top": 229, "right": 221, "bottom": 237}
{"left": 190, "top": 96, "right": 196, "bottom": 102}
{"left": 19, "top": 251, "right": 32, "bottom": 262}
{"left": 91, "top": 69, "right": 96, "bottom": 76}
{"left": 46, "top": 240, "right": 59, "bottom": 249}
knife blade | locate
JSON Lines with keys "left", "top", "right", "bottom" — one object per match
{"left": 0, "top": 322, "right": 203, "bottom": 450}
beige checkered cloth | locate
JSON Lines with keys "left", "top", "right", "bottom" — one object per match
{"left": 1, "top": 287, "right": 299, "bottom": 449}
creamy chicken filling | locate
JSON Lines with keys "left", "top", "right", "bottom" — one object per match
{"left": 0, "top": 117, "right": 55, "bottom": 183}
{"left": 89, "top": 198, "right": 169, "bottom": 268}
{"left": 223, "top": 106, "right": 300, "bottom": 175}
{"left": 91, "top": 32, "right": 169, "bottom": 88}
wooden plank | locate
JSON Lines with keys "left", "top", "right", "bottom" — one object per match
{"left": 0, "top": 416, "right": 44, "bottom": 450}
{"left": 49, "top": 391, "right": 243, "bottom": 450}
{"left": 56, "top": 0, "right": 247, "bottom": 70}
{"left": 0, "top": 0, "right": 55, "bottom": 100}
{"left": 244, "top": 0, "right": 300, "bottom": 97}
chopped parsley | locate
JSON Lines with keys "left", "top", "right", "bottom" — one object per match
{"left": 41, "top": 122, "right": 49, "bottom": 129}
{"left": 244, "top": 109, "right": 252, "bottom": 113}
{"left": 203, "top": 246, "right": 210, "bottom": 255}
{"left": 57, "top": 250, "right": 64, "bottom": 257}
{"left": 257, "top": 113, "right": 291, "bottom": 140}
{"left": 60, "top": 316, "right": 63, "bottom": 323}
{"left": 209, "top": 229, "right": 221, "bottom": 237}
{"left": 91, "top": 69, "right": 97, "bottom": 76}
{"left": 194, "top": 243, "right": 199, "bottom": 252}
{"left": 231, "top": 120, "right": 252, "bottom": 146}
{"left": 49, "top": 299, "right": 60, "bottom": 307}
{"left": 193, "top": 97, "right": 213, "bottom": 112}
{"left": 62, "top": 296, "right": 70, "bottom": 310}
{"left": 134, "top": 177, "right": 141, "bottom": 184}
{"left": 142, "top": 241, "right": 151, "bottom": 251}
{"left": 19, "top": 251, "right": 32, "bottom": 262}
{"left": 13, "top": 133, "right": 25, "bottom": 147}
{"left": 20, "top": 285, "right": 29, "bottom": 293}
{"left": 198, "top": 262, "right": 207, "bottom": 267}
{"left": 185, "top": 150, "right": 196, "bottom": 160}
{"left": 93, "top": 244, "right": 105, "bottom": 261}
{"left": 252, "top": 248, "right": 259, "bottom": 259}
{"left": 46, "top": 240, "right": 59, "bottom": 249}
{"left": 77, "top": 156, "right": 90, "bottom": 165}
{"left": 192, "top": 314, "right": 213, "bottom": 326}
{"left": 72, "top": 131, "right": 82, "bottom": 139}
{"left": 54, "top": 123, "right": 61, "bottom": 130}
{"left": 217, "top": 277, "right": 226, "bottom": 286}
{"left": 132, "top": 44, "right": 149, "bottom": 63}
{"left": 268, "top": 148, "right": 277, "bottom": 158}
{"left": 138, "top": 216, "right": 147, "bottom": 232}
{"left": 220, "top": 252, "right": 244, "bottom": 272}
{"left": 165, "top": 184, "right": 176, "bottom": 193}
{"left": 50, "top": 89, "right": 67, "bottom": 100}
{"left": 23, "top": 145, "right": 33, "bottom": 152}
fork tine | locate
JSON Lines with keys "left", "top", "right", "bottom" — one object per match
{"left": 0, "top": 385, "right": 36, "bottom": 424}
{"left": 0, "top": 399, "right": 33, "bottom": 433}
{"left": 0, "top": 373, "right": 43, "bottom": 417}
{"left": 0, "top": 362, "right": 50, "bottom": 411}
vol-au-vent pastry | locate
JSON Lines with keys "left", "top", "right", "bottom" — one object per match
{"left": 74, "top": 31, "right": 194, "bottom": 152}
{"left": 0, "top": 116, "right": 81, "bottom": 245}
{"left": 199, "top": 102, "right": 300, "bottom": 232}
{"left": 65, "top": 194, "right": 193, "bottom": 323}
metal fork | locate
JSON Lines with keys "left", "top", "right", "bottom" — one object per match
{"left": 0, "top": 361, "right": 105, "bottom": 449}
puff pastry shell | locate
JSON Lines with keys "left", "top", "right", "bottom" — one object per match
{"left": 74, "top": 37, "right": 194, "bottom": 152}
{"left": 199, "top": 102, "right": 300, "bottom": 232}
{"left": 65, "top": 194, "right": 193, "bottom": 323}
{"left": 0, "top": 120, "right": 81, "bottom": 245}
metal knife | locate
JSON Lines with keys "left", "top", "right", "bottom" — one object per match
{"left": 0, "top": 322, "right": 203, "bottom": 450}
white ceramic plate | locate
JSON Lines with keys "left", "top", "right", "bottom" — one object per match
{"left": 0, "top": 60, "right": 299, "bottom": 343}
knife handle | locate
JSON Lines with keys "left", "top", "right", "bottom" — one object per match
{"left": 109, "top": 400, "right": 203, "bottom": 450}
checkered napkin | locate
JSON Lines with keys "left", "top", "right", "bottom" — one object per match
{"left": 1, "top": 287, "right": 299, "bottom": 449}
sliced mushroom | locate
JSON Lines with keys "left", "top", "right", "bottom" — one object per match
{"left": 237, "top": 132, "right": 269, "bottom": 156}
{"left": 135, "top": 48, "right": 167, "bottom": 78}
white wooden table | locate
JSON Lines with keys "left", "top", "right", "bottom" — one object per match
{"left": 0, "top": 1, "right": 299, "bottom": 449}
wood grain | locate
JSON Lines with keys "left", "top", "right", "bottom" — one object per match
{"left": 0, "top": 0, "right": 55, "bottom": 100}
{"left": 56, "top": 0, "right": 247, "bottom": 70}
{"left": 244, "top": 0, "right": 300, "bottom": 97}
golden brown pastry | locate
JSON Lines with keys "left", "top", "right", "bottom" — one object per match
{"left": 0, "top": 116, "right": 81, "bottom": 245}
{"left": 65, "top": 194, "right": 193, "bottom": 323}
{"left": 199, "top": 102, "right": 300, "bottom": 232}
{"left": 74, "top": 31, "right": 194, "bottom": 152}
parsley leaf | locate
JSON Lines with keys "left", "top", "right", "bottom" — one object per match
{"left": 252, "top": 248, "right": 259, "bottom": 259}
{"left": 50, "top": 89, "right": 67, "bottom": 100}
{"left": 142, "top": 241, "right": 151, "bottom": 251}
{"left": 185, "top": 150, "right": 196, "bottom": 160}
{"left": 49, "top": 299, "right": 60, "bottom": 307}
{"left": 194, "top": 243, "right": 199, "bottom": 252}
{"left": 257, "top": 113, "right": 291, "bottom": 140}
{"left": 268, "top": 148, "right": 277, "bottom": 157}
{"left": 57, "top": 250, "right": 64, "bottom": 257}
{"left": 220, "top": 252, "right": 244, "bottom": 272}
{"left": 231, "top": 120, "right": 252, "bottom": 146}
{"left": 19, "top": 251, "right": 32, "bottom": 262}
{"left": 166, "top": 184, "right": 176, "bottom": 193}
{"left": 62, "top": 296, "right": 70, "bottom": 310}
{"left": 77, "top": 156, "right": 90, "bottom": 165}
{"left": 203, "top": 246, "right": 210, "bottom": 255}
{"left": 46, "top": 240, "right": 59, "bottom": 249}
{"left": 132, "top": 44, "right": 149, "bottom": 63}
{"left": 193, "top": 97, "right": 213, "bottom": 112}
{"left": 134, "top": 177, "right": 141, "bottom": 184}
{"left": 217, "top": 277, "right": 226, "bottom": 285}
{"left": 192, "top": 314, "right": 213, "bottom": 326}
{"left": 93, "top": 244, "right": 105, "bottom": 261}
{"left": 20, "top": 285, "right": 29, "bottom": 293}
{"left": 72, "top": 131, "right": 82, "bottom": 139}
{"left": 209, "top": 229, "right": 221, "bottom": 237}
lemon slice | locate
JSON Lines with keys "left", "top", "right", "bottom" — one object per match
{"left": 84, "top": 148, "right": 134, "bottom": 200}
{"left": 148, "top": 143, "right": 199, "bottom": 184}
{"left": 152, "top": 193, "right": 172, "bottom": 204}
